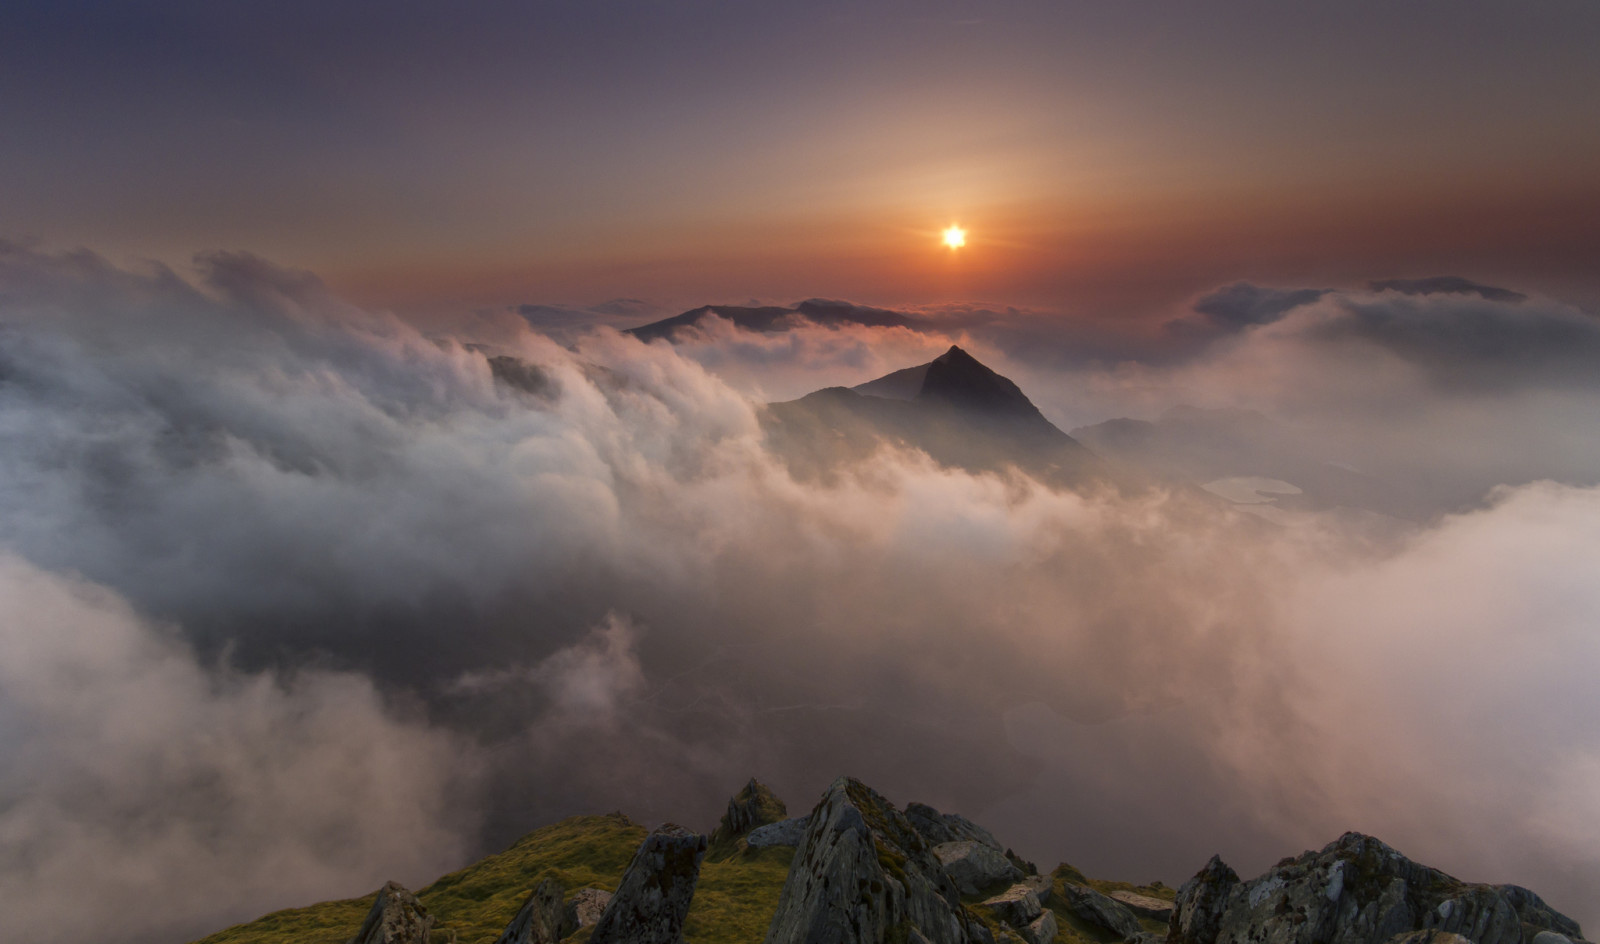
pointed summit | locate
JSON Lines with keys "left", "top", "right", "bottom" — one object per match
{"left": 853, "top": 345, "right": 1052, "bottom": 426}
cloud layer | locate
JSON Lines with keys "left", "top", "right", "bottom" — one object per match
{"left": 2, "top": 244, "right": 1599, "bottom": 938}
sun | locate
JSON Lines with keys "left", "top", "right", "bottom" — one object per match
{"left": 942, "top": 224, "right": 966, "bottom": 249}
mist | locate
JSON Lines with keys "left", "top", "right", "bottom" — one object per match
{"left": 1, "top": 243, "right": 1597, "bottom": 941}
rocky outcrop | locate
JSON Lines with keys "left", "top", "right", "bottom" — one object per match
{"left": 934, "top": 841, "right": 1024, "bottom": 897}
{"left": 748, "top": 816, "right": 810, "bottom": 849}
{"left": 494, "top": 878, "right": 563, "bottom": 944}
{"left": 907, "top": 803, "right": 1005, "bottom": 851}
{"left": 763, "top": 777, "right": 984, "bottom": 944}
{"left": 709, "top": 779, "right": 790, "bottom": 855}
{"left": 1019, "top": 874, "right": 1051, "bottom": 906}
{"left": 348, "top": 882, "right": 435, "bottom": 944}
{"left": 589, "top": 824, "right": 708, "bottom": 944}
{"left": 1169, "top": 833, "right": 1587, "bottom": 944}
{"left": 1108, "top": 889, "right": 1171, "bottom": 921}
{"left": 1059, "top": 882, "right": 1144, "bottom": 940}
{"left": 1171, "top": 856, "right": 1239, "bottom": 944}
{"left": 561, "top": 889, "right": 612, "bottom": 935}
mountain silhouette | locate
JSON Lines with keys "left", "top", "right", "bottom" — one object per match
{"left": 763, "top": 346, "right": 1099, "bottom": 484}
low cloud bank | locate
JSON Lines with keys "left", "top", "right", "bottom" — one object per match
{"left": 1, "top": 244, "right": 1598, "bottom": 938}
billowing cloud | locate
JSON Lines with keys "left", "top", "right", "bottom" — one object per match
{"left": 2, "top": 243, "right": 1598, "bottom": 938}
{"left": 0, "top": 554, "right": 477, "bottom": 944}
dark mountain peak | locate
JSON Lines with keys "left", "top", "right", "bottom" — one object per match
{"left": 915, "top": 346, "right": 1044, "bottom": 421}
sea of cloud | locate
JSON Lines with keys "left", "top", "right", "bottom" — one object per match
{"left": 1, "top": 243, "right": 1597, "bottom": 940}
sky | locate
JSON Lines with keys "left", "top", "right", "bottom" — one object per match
{"left": 4, "top": 1, "right": 1600, "bottom": 318}
{"left": 3, "top": 3, "right": 1600, "bottom": 943}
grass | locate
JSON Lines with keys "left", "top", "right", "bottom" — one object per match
{"left": 190, "top": 809, "right": 1169, "bottom": 944}
{"left": 190, "top": 814, "right": 648, "bottom": 944}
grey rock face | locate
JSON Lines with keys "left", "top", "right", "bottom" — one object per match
{"left": 935, "top": 841, "right": 1024, "bottom": 897}
{"left": 561, "top": 888, "right": 612, "bottom": 936}
{"left": 1020, "top": 911, "right": 1057, "bottom": 944}
{"left": 348, "top": 882, "right": 435, "bottom": 944}
{"left": 1059, "top": 882, "right": 1144, "bottom": 940}
{"left": 762, "top": 777, "right": 983, "bottom": 944}
{"left": 980, "top": 885, "right": 1043, "bottom": 928}
{"left": 495, "top": 878, "right": 563, "bottom": 944}
{"left": 1019, "top": 874, "right": 1051, "bottom": 905}
{"left": 906, "top": 803, "right": 1005, "bottom": 851}
{"left": 748, "top": 816, "right": 811, "bottom": 848}
{"left": 1171, "top": 856, "right": 1239, "bottom": 944}
{"left": 589, "top": 824, "right": 708, "bottom": 944}
{"left": 1498, "top": 886, "right": 1585, "bottom": 940}
{"left": 1108, "top": 889, "right": 1172, "bottom": 921}
{"left": 1170, "top": 833, "right": 1586, "bottom": 944}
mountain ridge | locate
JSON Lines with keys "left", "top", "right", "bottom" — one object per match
{"left": 189, "top": 776, "right": 1585, "bottom": 944}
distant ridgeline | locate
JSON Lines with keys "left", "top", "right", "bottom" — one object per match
{"left": 194, "top": 776, "right": 1584, "bottom": 944}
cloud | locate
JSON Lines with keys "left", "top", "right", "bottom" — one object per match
{"left": 1368, "top": 276, "right": 1527, "bottom": 302}
{"left": 2, "top": 243, "right": 1599, "bottom": 935}
{"left": 1186, "top": 282, "right": 1329, "bottom": 328}
{"left": 0, "top": 554, "right": 478, "bottom": 944}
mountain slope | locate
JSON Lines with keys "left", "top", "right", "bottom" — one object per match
{"left": 763, "top": 345, "right": 1100, "bottom": 486}
{"left": 627, "top": 300, "right": 912, "bottom": 342}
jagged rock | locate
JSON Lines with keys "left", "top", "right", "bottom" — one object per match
{"left": 348, "top": 882, "right": 435, "bottom": 944}
{"left": 935, "top": 841, "right": 1024, "bottom": 897}
{"left": 589, "top": 824, "right": 707, "bottom": 944}
{"left": 1059, "top": 882, "right": 1143, "bottom": 940}
{"left": 1020, "top": 911, "right": 1057, "bottom": 944}
{"left": 1498, "top": 886, "right": 1586, "bottom": 940}
{"left": 561, "top": 889, "right": 612, "bottom": 936}
{"left": 762, "top": 776, "right": 983, "bottom": 944}
{"left": 748, "top": 816, "right": 810, "bottom": 848}
{"left": 906, "top": 803, "right": 1005, "bottom": 851}
{"left": 1020, "top": 874, "right": 1051, "bottom": 905}
{"left": 980, "top": 885, "right": 1043, "bottom": 927}
{"left": 710, "top": 778, "right": 789, "bottom": 850}
{"left": 1171, "top": 856, "right": 1239, "bottom": 944}
{"left": 1170, "top": 833, "right": 1586, "bottom": 944}
{"left": 495, "top": 878, "right": 563, "bottom": 944}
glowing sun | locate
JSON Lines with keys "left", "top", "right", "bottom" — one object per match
{"left": 942, "top": 224, "right": 966, "bottom": 249}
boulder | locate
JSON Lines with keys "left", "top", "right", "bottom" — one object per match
{"left": 980, "top": 885, "right": 1043, "bottom": 928}
{"left": 1108, "top": 889, "right": 1171, "bottom": 921}
{"left": 1020, "top": 911, "right": 1057, "bottom": 944}
{"left": 710, "top": 778, "right": 789, "bottom": 851}
{"left": 762, "top": 776, "right": 984, "bottom": 944}
{"left": 748, "top": 816, "right": 810, "bottom": 849}
{"left": 935, "top": 841, "right": 1024, "bottom": 897}
{"left": 561, "top": 888, "right": 612, "bottom": 936}
{"left": 1059, "top": 882, "right": 1143, "bottom": 940}
{"left": 907, "top": 803, "right": 1005, "bottom": 851}
{"left": 1019, "top": 874, "right": 1051, "bottom": 906}
{"left": 494, "top": 878, "right": 563, "bottom": 944}
{"left": 348, "top": 882, "right": 435, "bottom": 944}
{"left": 1170, "top": 832, "right": 1587, "bottom": 944}
{"left": 589, "top": 824, "right": 708, "bottom": 944}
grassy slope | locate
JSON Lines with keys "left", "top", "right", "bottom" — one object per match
{"left": 192, "top": 819, "right": 1166, "bottom": 944}
{"left": 191, "top": 816, "right": 796, "bottom": 944}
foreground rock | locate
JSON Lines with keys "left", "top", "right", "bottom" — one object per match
{"left": 1058, "top": 882, "right": 1143, "bottom": 940}
{"left": 589, "top": 824, "right": 708, "bottom": 944}
{"left": 763, "top": 777, "right": 986, "bottom": 944}
{"left": 495, "top": 878, "right": 563, "bottom": 944}
{"left": 1171, "top": 832, "right": 1586, "bottom": 944}
{"left": 1108, "top": 888, "right": 1171, "bottom": 921}
{"left": 907, "top": 803, "right": 1005, "bottom": 851}
{"left": 710, "top": 778, "right": 789, "bottom": 853}
{"left": 748, "top": 816, "right": 810, "bottom": 848}
{"left": 348, "top": 882, "right": 436, "bottom": 944}
{"left": 935, "top": 841, "right": 1024, "bottom": 897}
{"left": 979, "top": 884, "right": 1057, "bottom": 944}
{"left": 562, "top": 889, "right": 612, "bottom": 935}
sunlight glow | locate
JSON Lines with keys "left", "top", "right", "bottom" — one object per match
{"left": 942, "top": 225, "right": 966, "bottom": 249}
